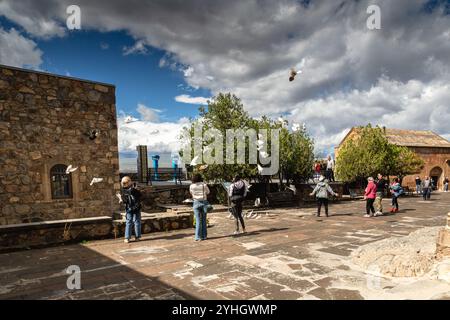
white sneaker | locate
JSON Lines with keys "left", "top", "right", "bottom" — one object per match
{"left": 233, "top": 231, "right": 239, "bottom": 235}
{"left": 124, "top": 239, "right": 130, "bottom": 243}
{"left": 374, "top": 212, "right": 383, "bottom": 217}
{"left": 364, "top": 214, "right": 371, "bottom": 218}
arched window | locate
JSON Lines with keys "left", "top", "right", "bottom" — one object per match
{"left": 50, "top": 164, "right": 73, "bottom": 199}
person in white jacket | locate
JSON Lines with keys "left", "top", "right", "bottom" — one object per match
{"left": 189, "top": 174, "right": 210, "bottom": 241}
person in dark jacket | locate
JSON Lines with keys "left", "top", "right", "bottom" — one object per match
{"left": 118, "top": 176, "right": 142, "bottom": 243}
{"left": 228, "top": 175, "right": 247, "bottom": 235}
{"left": 310, "top": 175, "right": 338, "bottom": 217}
{"left": 374, "top": 174, "right": 386, "bottom": 216}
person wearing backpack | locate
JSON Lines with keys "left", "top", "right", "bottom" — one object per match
{"left": 189, "top": 174, "right": 210, "bottom": 241}
{"left": 119, "top": 176, "right": 142, "bottom": 243}
{"left": 228, "top": 175, "right": 247, "bottom": 235}
{"left": 309, "top": 175, "right": 338, "bottom": 217}
{"left": 389, "top": 178, "right": 403, "bottom": 213}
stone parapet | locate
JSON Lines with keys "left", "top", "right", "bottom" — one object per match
{"left": 436, "top": 212, "right": 450, "bottom": 258}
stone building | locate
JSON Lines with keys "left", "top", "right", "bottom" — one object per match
{"left": 336, "top": 128, "right": 450, "bottom": 190}
{"left": 0, "top": 64, "right": 120, "bottom": 226}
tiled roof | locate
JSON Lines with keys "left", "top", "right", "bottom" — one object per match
{"left": 384, "top": 129, "right": 450, "bottom": 148}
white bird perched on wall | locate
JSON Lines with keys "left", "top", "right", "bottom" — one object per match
{"left": 90, "top": 177, "right": 103, "bottom": 186}
{"left": 65, "top": 165, "right": 78, "bottom": 174}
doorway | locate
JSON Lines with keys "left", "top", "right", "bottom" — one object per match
{"left": 430, "top": 166, "right": 443, "bottom": 190}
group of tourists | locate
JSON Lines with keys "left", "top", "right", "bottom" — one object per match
{"left": 363, "top": 174, "right": 403, "bottom": 217}
{"left": 414, "top": 176, "right": 440, "bottom": 200}
{"left": 308, "top": 173, "right": 404, "bottom": 218}
{"left": 118, "top": 170, "right": 447, "bottom": 242}
{"left": 313, "top": 155, "right": 336, "bottom": 182}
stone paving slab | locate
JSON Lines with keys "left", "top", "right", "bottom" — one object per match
{"left": 1, "top": 193, "right": 450, "bottom": 300}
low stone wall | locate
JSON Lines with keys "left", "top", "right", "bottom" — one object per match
{"left": 0, "top": 213, "right": 194, "bottom": 252}
{"left": 436, "top": 212, "right": 450, "bottom": 258}
{"left": 112, "top": 212, "right": 193, "bottom": 237}
{"left": 0, "top": 216, "right": 112, "bottom": 252}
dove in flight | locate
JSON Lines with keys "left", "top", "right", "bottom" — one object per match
{"left": 190, "top": 155, "right": 200, "bottom": 166}
{"left": 124, "top": 116, "right": 133, "bottom": 124}
{"left": 259, "top": 151, "right": 269, "bottom": 159}
{"left": 65, "top": 165, "right": 78, "bottom": 174}
{"left": 90, "top": 177, "right": 103, "bottom": 186}
{"left": 289, "top": 68, "right": 303, "bottom": 82}
{"left": 257, "top": 164, "right": 264, "bottom": 174}
{"left": 88, "top": 130, "right": 99, "bottom": 140}
{"left": 292, "top": 123, "right": 302, "bottom": 132}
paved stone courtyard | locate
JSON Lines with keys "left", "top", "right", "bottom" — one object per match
{"left": 1, "top": 194, "right": 450, "bottom": 300}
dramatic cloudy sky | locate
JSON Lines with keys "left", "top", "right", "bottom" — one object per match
{"left": 1, "top": 0, "right": 449, "bottom": 166}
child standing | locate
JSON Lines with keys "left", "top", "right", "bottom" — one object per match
{"left": 310, "top": 176, "right": 338, "bottom": 217}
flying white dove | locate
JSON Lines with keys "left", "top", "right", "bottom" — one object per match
{"left": 259, "top": 151, "right": 269, "bottom": 159}
{"left": 124, "top": 116, "right": 133, "bottom": 124}
{"left": 90, "top": 177, "right": 103, "bottom": 186}
{"left": 190, "top": 155, "right": 200, "bottom": 166}
{"left": 292, "top": 123, "right": 301, "bottom": 132}
{"left": 257, "top": 164, "right": 264, "bottom": 174}
{"left": 65, "top": 165, "right": 78, "bottom": 174}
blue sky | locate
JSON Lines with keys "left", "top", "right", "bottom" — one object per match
{"left": 0, "top": 15, "right": 210, "bottom": 124}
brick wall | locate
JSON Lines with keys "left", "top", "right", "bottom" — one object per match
{"left": 0, "top": 65, "right": 120, "bottom": 225}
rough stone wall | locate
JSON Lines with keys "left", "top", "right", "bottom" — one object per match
{"left": 402, "top": 147, "right": 450, "bottom": 190}
{"left": 0, "top": 65, "right": 119, "bottom": 225}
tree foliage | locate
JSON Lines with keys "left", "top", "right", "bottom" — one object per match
{"left": 336, "top": 125, "right": 424, "bottom": 182}
{"left": 179, "top": 93, "right": 315, "bottom": 183}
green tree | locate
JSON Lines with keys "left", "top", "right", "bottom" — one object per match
{"left": 336, "top": 124, "right": 424, "bottom": 182}
{"left": 179, "top": 93, "right": 315, "bottom": 184}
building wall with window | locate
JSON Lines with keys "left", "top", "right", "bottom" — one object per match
{"left": 0, "top": 65, "right": 119, "bottom": 225}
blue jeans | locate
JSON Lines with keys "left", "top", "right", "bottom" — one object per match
{"left": 193, "top": 200, "right": 208, "bottom": 240}
{"left": 125, "top": 209, "right": 141, "bottom": 239}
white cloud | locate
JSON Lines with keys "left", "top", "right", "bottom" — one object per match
{"left": 117, "top": 114, "right": 188, "bottom": 153}
{"left": 2, "top": 0, "right": 450, "bottom": 154}
{"left": 0, "top": 1, "right": 66, "bottom": 39}
{"left": 136, "top": 103, "right": 162, "bottom": 122}
{"left": 123, "top": 40, "right": 148, "bottom": 56}
{"left": 175, "top": 94, "right": 210, "bottom": 105}
{"left": 0, "top": 27, "right": 42, "bottom": 68}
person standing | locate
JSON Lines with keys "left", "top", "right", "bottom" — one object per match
{"left": 444, "top": 177, "right": 449, "bottom": 192}
{"left": 415, "top": 176, "right": 422, "bottom": 195}
{"left": 189, "top": 174, "right": 210, "bottom": 241}
{"left": 389, "top": 178, "right": 403, "bottom": 212}
{"left": 119, "top": 176, "right": 142, "bottom": 243}
{"left": 310, "top": 175, "right": 338, "bottom": 217}
{"left": 421, "top": 176, "right": 432, "bottom": 201}
{"left": 229, "top": 175, "right": 247, "bottom": 235}
{"left": 374, "top": 174, "right": 386, "bottom": 216}
{"left": 364, "top": 177, "right": 377, "bottom": 218}
{"left": 326, "top": 155, "right": 335, "bottom": 182}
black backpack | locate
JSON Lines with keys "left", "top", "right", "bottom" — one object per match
{"left": 123, "top": 187, "right": 141, "bottom": 212}
{"left": 230, "top": 182, "right": 246, "bottom": 203}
